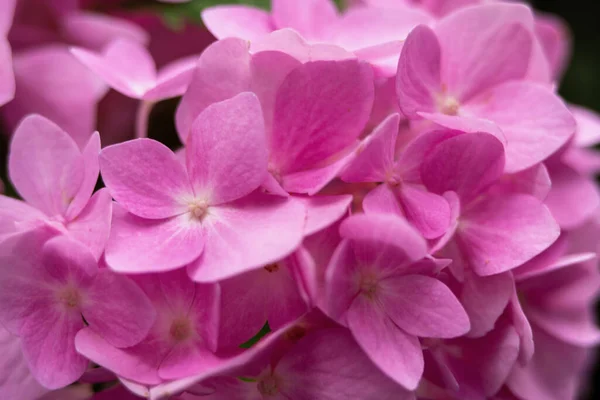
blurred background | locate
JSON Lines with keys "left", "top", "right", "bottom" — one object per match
{"left": 1, "top": 0, "right": 599, "bottom": 398}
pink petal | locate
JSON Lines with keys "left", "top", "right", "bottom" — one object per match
{"left": 104, "top": 204, "right": 205, "bottom": 274}
{"left": 143, "top": 56, "right": 197, "bottom": 101}
{"left": 435, "top": 3, "right": 534, "bottom": 102}
{"left": 421, "top": 132, "right": 505, "bottom": 203}
{"left": 186, "top": 93, "right": 268, "bottom": 205}
{"left": 324, "top": 240, "right": 360, "bottom": 321}
{"left": 491, "top": 163, "right": 551, "bottom": 201}
{"left": 175, "top": 38, "right": 252, "bottom": 142}
{"left": 0, "top": 195, "right": 47, "bottom": 239}
{"left": 159, "top": 345, "right": 224, "bottom": 381}
{"left": 0, "top": 326, "right": 48, "bottom": 400}
{"left": 465, "top": 81, "right": 576, "bottom": 173}
{"left": 0, "top": 37, "right": 14, "bottom": 107}
{"left": 20, "top": 305, "right": 87, "bottom": 389}
{"left": 65, "top": 132, "right": 101, "bottom": 220}
{"left": 71, "top": 39, "right": 157, "bottom": 98}
{"left": 0, "top": 0, "right": 16, "bottom": 35}
{"left": 340, "top": 213, "right": 428, "bottom": 264}
{"left": 294, "top": 194, "right": 352, "bottom": 236}
{"left": 460, "top": 271, "right": 515, "bottom": 338}
{"left": 544, "top": 163, "right": 600, "bottom": 229}
{"left": 83, "top": 269, "right": 156, "bottom": 348}
{"left": 341, "top": 114, "right": 399, "bottom": 183}
{"left": 396, "top": 25, "right": 442, "bottom": 119}
{"left": 5, "top": 46, "right": 106, "bottom": 148}
{"left": 41, "top": 235, "right": 98, "bottom": 287}
{"left": 380, "top": 274, "right": 470, "bottom": 338}
{"left": 347, "top": 296, "right": 423, "bottom": 390}
{"left": 0, "top": 228, "right": 57, "bottom": 334}
{"left": 75, "top": 328, "right": 163, "bottom": 385}
{"left": 61, "top": 11, "right": 149, "bottom": 51}
{"left": 100, "top": 139, "right": 192, "bottom": 219}
{"left": 571, "top": 104, "right": 600, "bottom": 147}
{"left": 218, "top": 256, "right": 309, "bottom": 350}
{"left": 201, "top": 5, "right": 274, "bottom": 41}
{"left": 277, "top": 328, "right": 414, "bottom": 400}
{"left": 271, "top": 0, "right": 338, "bottom": 40}
{"left": 188, "top": 192, "right": 305, "bottom": 282}
{"left": 66, "top": 188, "right": 113, "bottom": 260}
{"left": 9, "top": 114, "right": 84, "bottom": 218}
{"left": 362, "top": 184, "right": 403, "bottom": 217}
{"left": 269, "top": 60, "right": 374, "bottom": 175}
{"left": 534, "top": 13, "right": 570, "bottom": 81}
{"left": 459, "top": 194, "right": 560, "bottom": 276}
{"left": 396, "top": 184, "right": 451, "bottom": 239}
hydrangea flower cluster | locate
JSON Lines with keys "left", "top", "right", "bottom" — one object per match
{"left": 1, "top": 0, "right": 599, "bottom": 399}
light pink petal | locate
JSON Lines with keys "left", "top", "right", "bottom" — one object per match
{"left": 271, "top": 0, "right": 338, "bottom": 40}
{"left": 324, "top": 240, "right": 360, "bottom": 321}
{"left": 0, "top": 0, "right": 16, "bottom": 35}
{"left": 143, "top": 56, "right": 197, "bottom": 101}
{"left": 9, "top": 114, "right": 84, "bottom": 218}
{"left": 459, "top": 194, "right": 560, "bottom": 276}
{"left": 175, "top": 38, "right": 252, "bottom": 141}
{"left": 347, "top": 296, "right": 423, "bottom": 390}
{"left": 71, "top": 39, "right": 157, "bottom": 98}
{"left": 277, "top": 328, "right": 414, "bottom": 400}
{"left": 294, "top": 194, "right": 352, "bottom": 236}
{"left": 201, "top": 5, "right": 273, "bottom": 41}
{"left": 397, "top": 184, "right": 450, "bottom": 239}
{"left": 435, "top": 3, "right": 534, "bottom": 102}
{"left": 341, "top": 114, "right": 399, "bottom": 183}
{"left": 491, "top": 163, "right": 551, "bottom": 201}
{"left": 535, "top": 13, "right": 571, "bottom": 81}
{"left": 41, "top": 235, "right": 97, "bottom": 290}
{"left": 0, "top": 37, "right": 14, "bottom": 107}
{"left": 280, "top": 144, "right": 357, "bottom": 195}
{"left": 396, "top": 25, "right": 442, "bottom": 119}
{"left": 100, "top": 139, "right": 191, "bottom": 219}
{"left": 159, "top": 345, "right": 223, "bottom": 381}
{"left": 269, "top": 60, "right": 374, "bottom": 175}
{"left": 571, "top": 104, "right": 600, "bottom": 147}
{"left": 327, "top": 6, "right": 432, "bottom": 52}
{"left": 421, "top": 132, "right": 505, "bottom": 203}
{"left": 188, "top": 192, "right": 305, "bottom": 282}
{"left": 0, "top": 195, "right": 48, "bottom": 239}
{"left": 380, "top": 274, "right": 470, "bottom": 338}
{"left": 61, "top": 11, "right": 149, "bottom": 51}
{"left": 75, "top": 328, "right": 163, "bottom": 385}
{"left": 340, "top": 213, "right": 428, "bottom": 264}
{"left": 20, "top": 305, "right": 87, "bottom": 389}
{"left": 0, "top": 326, "right": 48, "bottom": 400}
{"left": 465, "top": 81, "right": 576, "bottom": 173}
{"left": 362, "top": 184, "right": 403, "bottom": 217}
{"left": 460, "top": 271, "right": 514, "bottom": 338}
{"left": 65, "top": 132, "right": 101, "bottom": 220}
{"left": 186, "top": 93, "right": 267, "bottom": 205}
{"left": 0, "top": 229, "right": 57, "bottom": 334}
{"left": 105, "top": 204, "right": 205, "bottom": 274}
{"left": 417, "top": 112, "right": 507, "bottom": 146}
{"left": 218, "top": 263, "right": 307, "bottom": 350}
{"left": 563, "top": 147, "right": 600, "bottom": 176}
{"left": 83, "top": 269, "right": 156, "bottom": 348}
{"left": 5, "top": 46, "right": 105, "bottom": 148}
{"left": 545, "top": 163, "right": 600, "bottom": 229}
{"left": 509, "top": 292, "right": 534, "bottom": 365}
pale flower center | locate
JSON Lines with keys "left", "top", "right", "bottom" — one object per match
{"left": 359, "top": 273, "right": 380, "bottom": 299}
{"left": 169, "top": 317, "right": 194, "bottom": 343}
{"left": 438, "top": 96, "right": 460, "bottom": 116}
{"left": 257, "top": 374, "right": 281, "bottom": 397}
{"left": 57, "top": 286, "right": 82, "bottom": 310}
{"left": 188, "top": 200, "right": 209, "bottom": 221}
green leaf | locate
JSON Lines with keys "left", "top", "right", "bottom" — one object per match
{"left": 239, "top": 321, "right": 271, "bottom": 349}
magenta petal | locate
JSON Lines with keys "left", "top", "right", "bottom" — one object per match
{"left": 186, "top": 93, "right": 268, "bottom": 205}
{"left": 269, "top": 60, "right": 374, "bottom": 175}
{"left": 9, "top": 114, "right": 84, "bottom": 218}
{"left": 0, "top": 195, "right": 47, "bottom": 240}
{"left": 20, "top": 306, "right": 87, "bottom": 390}
{"left": 104, "top": 205, "right": 205, "bottom": 274}
{"left": 341, "top": 114, "right": 399, "bottom": 183}
{"left": 397, "top": 184, "right": 450, "bottom": 239}
{"left": 294, "top": 194, "right": 352, "bottom": 236}
{"left": 347, "top": 296, "right": 423, "bottom": 390}
{"left": 271, "top": 0, "right": 338, "bottom": 39}
{"left": 459, "top": 194, "right": 560, "bottom": 276}
{"left": 143, "top": 56, "right": 197, "bottom": 101}
{"left": 0, "top": 37, "right": 15, "bottom": 107}
{"left": 83, "top": 270, "right": 156, "bottom": 348}
{"left": 201, "top": 5, "right": 273, "bottom": 41}
{"left": 362, "top": 184, "right": 403, "bottom": 218}
{"left": 188, "top": 193, "right": 305, "bottom": 282}
{"left": 324, "top": 240, "right": 359, "bottom": 321}
{"left": 380, "top": 274, "right": 470, "bottom": 338}
{"left": 66, "top": 188, "right": 112, "bottom": 261}
{"left": 421, "top": 131, "right": 505, "bottom": 203}
{"left": 65, "top": 132, "right": 101, "bottom": 220}
{"left": 159, "top": 345, "right": 223, "bottom": 381}
{"left": 466, "top": 81, "right": 576, "bottom": 172}
{"left": 396, "top": 25, "right": 442, "bottom": 119}
{"left": 71, "top": 39, "right": 157, "bottom": 98}
{"left": 277, "top": 328, "right": 414, "bottom": 400}
{"left": 100, "top": 139, "right": 192, "bottom": 219}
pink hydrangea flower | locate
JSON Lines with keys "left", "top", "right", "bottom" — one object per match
{"left": 0, "top": 229, "right": 155, "bottom": 389}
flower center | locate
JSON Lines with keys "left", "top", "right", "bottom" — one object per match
{"left": 264, "top": 263, "right": 280, "bottom": 273}
{"left": 359, "top": 273, "right": 380, "bottom": 299}
{"left": 257, "top": 374, "right": 281, "bottom": 397}
{"left": 188, "top": 200, "right": 209, "bottom": 221}
{"left": 438, "top": 95, "right": 460, "bottom": 116}
{"left": 169, "top": 317, "right": 194, "bottom": 343}
{"left": 57, "top": 286, "right": 82, "bottom": 310}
